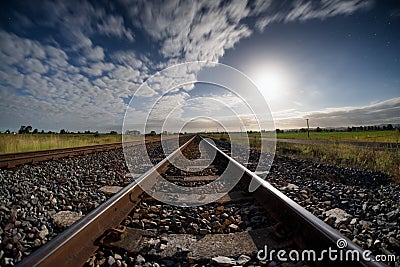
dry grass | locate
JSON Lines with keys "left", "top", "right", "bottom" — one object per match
{"left": 0, "top": 134, "right": 122, "bottom": 154}
{"left": 276, "top": 142, "right": 400, "bottom": 184}
{"left": 276, "top": 130, "right": 399, "bottom": 143}
{"left": 204, "top": 133, "right": 400, "bottom": 184}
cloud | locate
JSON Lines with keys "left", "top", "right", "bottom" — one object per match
{"left": 274, "top": 97, "right": 400, "bottom": 129}
{"left": 97, "top": 15, "right": 134, "bottom": 41}
{"left": 122, "top": 0, "right": 253, "bottom": 62}
{"left": 40, "top": 0, "right": 134, "bottom": 42}
{"left": 110, "top": 51, "right": 147, "bottom": 70}
{"left": 15, "top": 0, "right": 135, "bottom": 64}
{"left": 83, "top": 46, "right": 105, "bottom": 62}
{"left": 0, "top": 30, "right": 138, "bottom": 131}
{"left": 256, "top": 0, "right": 374, "bottom": 31}
{"left": 23, "top": 58, "right": 49, "bottom": 74}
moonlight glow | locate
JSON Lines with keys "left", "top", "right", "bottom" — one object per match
{"left": 253, "top": 68, "right": 287, "bottom": 102}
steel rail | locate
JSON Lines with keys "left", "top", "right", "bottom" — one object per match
{"left": 0, "top": 137, "right": 176, "bottom": 168}
{"left": 201, "top": 137, "right": 384, "bottom": 267}
{"left": 0, "top": 143, "right": 122, "bottom": 168}
{"left": 18, "top": 135, "right": 196, "bottom": 267}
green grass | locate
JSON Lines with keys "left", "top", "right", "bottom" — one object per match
{"left": 276, "top": 130, "right": 399, "bottom": 143}
{"left": 0, "top": 134, "right": 123, "bottom": 154}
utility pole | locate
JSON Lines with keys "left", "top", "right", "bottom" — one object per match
{"left": 306, "top": 118, "right": 310, "bottom": 139}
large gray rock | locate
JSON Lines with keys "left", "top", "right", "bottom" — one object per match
{"left": 211, "top": 256, "right": 236, "bottom": 266}
{"left": 52, "top": 211, "right": 83, "bottom": 228}
{"left": 99, "top": 186, "right": 123, "bottom": 195}
{"left": 325, "top": 208, "right": 352, "bottom": 224}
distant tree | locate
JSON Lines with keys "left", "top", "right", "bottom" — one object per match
{"left": 150, "top": 130, "right": 157, "bottom": 135}
{"left": 383, "top": 125, "right": 387, "bottom": 130}
{"left": 5, "top": 129, "right": 10, "bottom": 134}
{"left": 18, "top": 126, "right": 25, "bottom": 134}
{"left": 94, "top": 131, "right": 100, "bottom": 137}
{"left": 60, "top": 129, "right": 66, "bottom": 134}
{"left": 40, "top": 130, "right": 45, "bottom": 134}
{"left": 110, "top": 130, "right": 118, "bottom": 135}
{"left": 316, "top": 127, "right": 322, "bottom": 132}
{"left": 387, "top": 124, "right": 393, "bottom": 131}
{"left": 32, "top": 129, "right": 38, "bottom": 134}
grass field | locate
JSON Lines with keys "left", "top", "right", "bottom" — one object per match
{"left": 206, "top": 130, "right": 400, "bottom": 143}
{"left": 275, "top": 130, "right": 399, "bottom": 143}
{"left": 204, "top": 132, "right": 400, "bottom": 183}
{"left": 276, "top": 142, "right": 400, "bottom": 183}
{"left": 0, "top": 134, "right": 123, "bottom": 154}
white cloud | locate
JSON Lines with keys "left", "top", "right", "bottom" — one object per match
{"left": 23, "top": 58, "right": 49, "bottom": 74}
{"left": 122, "top": 0, "right": 253, "bottom": 62}
{"left": 0, "top": 68, "right": 24, "bottom": 89}
{"left": 83, "top": 46, "right": 105, "bottom": 62}
{"left": 274, "top": 97, "right": 400, "bottom": 129}
{"left": 0, "top": 30, "right": 141, "bottom": 131}
{"left": 256, "top": 0, "right": 374, "bottom": 31}
{"left": 110, "top": 51, "right": 147, "bottom": 70}
{"left": 109, "top": 65, "right": 141, "bottom": 83}
{"left": 97, "top": 15, "right": 134, "bottom": 41}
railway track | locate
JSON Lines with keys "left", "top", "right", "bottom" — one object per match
{"left": 16, "top": 135, "right": 387, "bottom": 267}
{"left": 0, "top": 143, "right": 124, "bottom": 169}
{"left": 0, "top": 136, "right": 176, "bottom": 169}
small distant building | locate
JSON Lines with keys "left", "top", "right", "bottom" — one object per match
{"left": 125, "top": 130, "right": 140, "bottom": 135}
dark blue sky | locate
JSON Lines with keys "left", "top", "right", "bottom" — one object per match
{"left": 0, "top": 0, "right": 399, "bottom": 132}
{"left": 222, "top": 2, "right": 400, "bottom": 109}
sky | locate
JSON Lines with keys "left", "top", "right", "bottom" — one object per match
{"left": 0, "top": 0, "right": 399, "bottom": 133}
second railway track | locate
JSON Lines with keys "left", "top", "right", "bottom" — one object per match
{"left": 14, "top": 135, "right": 394, "bottom": 266}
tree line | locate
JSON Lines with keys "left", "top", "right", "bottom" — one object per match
{"left": 1, "top": 126, "right": 118, "bottom": 135}
{"left": 276, "top": 124, "right": 397, "bottom": 133}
